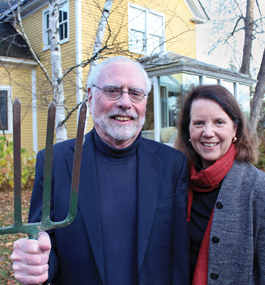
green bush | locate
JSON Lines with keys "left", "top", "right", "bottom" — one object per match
{"left": 0, "top": 136, "right": 36, "bottom": 190}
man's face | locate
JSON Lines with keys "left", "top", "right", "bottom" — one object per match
{"left": 88, "top": 60, "right": 147, "bottom": 148}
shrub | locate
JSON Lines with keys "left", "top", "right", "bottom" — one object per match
{"left": 0, "top": 136, "right": 36, "bottom": 190}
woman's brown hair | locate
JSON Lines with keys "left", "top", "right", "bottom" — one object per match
{"left": 175, "top": 85, "right": 259, "bottom": 166}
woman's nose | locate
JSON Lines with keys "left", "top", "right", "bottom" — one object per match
{"left": 202, "top": 124, "right": 215, "bottom": 137}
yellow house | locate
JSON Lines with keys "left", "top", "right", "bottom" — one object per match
{"left": 0, "top": 0, "right": 209, "bottom": 153}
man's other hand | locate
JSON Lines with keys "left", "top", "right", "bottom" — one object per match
{"left": 11, "top": 231, "right": 51, "bottom": 285}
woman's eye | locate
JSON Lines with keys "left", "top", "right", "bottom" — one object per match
{"left": 216, "top": 120, "right": 224, "bottom": 125}
{"left": 194, "top": 121, "right": 203, "bottom": 126}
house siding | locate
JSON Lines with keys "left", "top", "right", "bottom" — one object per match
{"left": 1, "top": 0, "right": 197, "bottom": 152}
{"left": 0, "top": 66, "right": 33, "bottom": 153}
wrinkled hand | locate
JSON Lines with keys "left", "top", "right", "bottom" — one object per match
{"left": 11, "top": 231, "right": 51, "bottom": 285}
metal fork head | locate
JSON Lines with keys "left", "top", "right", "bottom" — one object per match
{"left": 0, "top": 99, "right": 87, "bottom": 239}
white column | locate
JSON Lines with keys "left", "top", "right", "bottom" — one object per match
{"left": 32, "top": 67, "right": 38, "bottom": 152}
{"left": 153, "top": 76, "right": 161, "bottom": 142}
{"left": 234, "top": 82, "right": 239, "bottom": 101}
{"left": 75, "top": 0, "right": 83, "bottom": 122}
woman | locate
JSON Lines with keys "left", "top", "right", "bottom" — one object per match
{"left": 175, "top": 85, "right": 265, "bottom": 284}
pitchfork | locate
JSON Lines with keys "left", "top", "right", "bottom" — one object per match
{"left": 0, "top": 98, "right": 87, "bottom": 240}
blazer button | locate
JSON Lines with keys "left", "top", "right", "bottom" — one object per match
{"left": 212, "top": 236, "right": 220, "bottom": 244}
{"left": 210, "top": 273, "right": 219, "bottom": 280}
{"left": 216, "top": 201, "right": 223, "bottom": 209}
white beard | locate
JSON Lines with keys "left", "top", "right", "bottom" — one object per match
{"left": 91, "top": 107, "right": 145, "bottom": 141}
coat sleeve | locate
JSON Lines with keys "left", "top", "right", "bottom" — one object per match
{"left": 172, "top": 154, "right": 190, "bottom": 284}
{"left": 28, "top": 150, "right": 58, "bottom": 283}
{"left": 257, "top": 208, "right": 265, "bottom": 284}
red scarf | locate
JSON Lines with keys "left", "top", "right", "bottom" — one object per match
{"left": 188, "top": 144, "right": 237, "bottom": 285}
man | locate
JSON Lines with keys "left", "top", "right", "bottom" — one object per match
{"left": 11, "top": 56, "right": 189, "bottom": 284}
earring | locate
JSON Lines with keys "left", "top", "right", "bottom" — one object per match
{"left": 189, "top": 139, "right": 191, "bottom": 143}
{"left": 232, "top": 136, "right": 237, "bottom": 143}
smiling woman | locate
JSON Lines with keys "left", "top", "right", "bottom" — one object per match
{"left": 175, "top": 85, "right": 265, "bottom": 285}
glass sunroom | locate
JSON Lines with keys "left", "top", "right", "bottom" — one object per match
{"left": 140, "top": 52, "right": 256, "bottom": 145}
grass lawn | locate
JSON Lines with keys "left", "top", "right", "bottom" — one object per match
{"left": 0, "top": 188, "right": 32, "bottom": 285}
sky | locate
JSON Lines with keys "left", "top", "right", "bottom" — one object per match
{"left": 196, "top": 0, "right": 265, "bottom": 77}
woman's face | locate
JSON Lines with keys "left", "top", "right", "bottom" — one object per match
{"left": 189, "top": 99, "right": 237, "bottom": 168}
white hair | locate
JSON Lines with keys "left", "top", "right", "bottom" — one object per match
{"left": 87, "top": 56, "right": 151, "bottom": 95}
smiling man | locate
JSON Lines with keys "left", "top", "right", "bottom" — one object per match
{"left": 11, "top": 56, "right": 189, "bottom": 285}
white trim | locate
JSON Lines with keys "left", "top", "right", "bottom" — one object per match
{"left": 75, "top": 0, "right": 83, "bottom": 122}
{"left": 31, "top": 68, "right": 38, "bottom": 152}
{"left": 0, "top": 85, "right": 12, "bottom": 134}
{"left": 0, "top": 56, "right": 37, "bottom": 68}
{"left": 183, "top": 0, "right": 209, "bottom": 24}
{"left": 42, "top": 0, "right": 70, "bottom": 51}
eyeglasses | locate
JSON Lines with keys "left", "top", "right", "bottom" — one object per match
{"left": 92, "top": 85, "right": 147, "bottom": 103}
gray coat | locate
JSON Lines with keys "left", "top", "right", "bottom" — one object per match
{"left": 208, "top": 160, "right": 265, "bottom": 284}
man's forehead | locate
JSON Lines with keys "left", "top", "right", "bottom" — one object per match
{"left": 100, "top": 60, "right": 145, "bottom": 88}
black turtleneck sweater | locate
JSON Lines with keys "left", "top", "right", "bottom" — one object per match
{"left": 93, "top": 129, "right": 140, "bottom": 285}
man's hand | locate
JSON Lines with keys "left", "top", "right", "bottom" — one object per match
{"left": 11, "top": 231, "right": 51, "bottom": 285}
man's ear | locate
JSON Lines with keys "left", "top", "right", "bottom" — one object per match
{"left": 87, "top": 88, "right": 92, "bottom": 112}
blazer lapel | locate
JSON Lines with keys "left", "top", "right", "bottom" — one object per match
{"left": 136, "top": 140, "right": 163, "bottom": 277}
{"left": 66, "top": 132, "right": 105, "bottom": 284}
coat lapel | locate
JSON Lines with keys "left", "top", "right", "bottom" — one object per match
{"left": 66, "top": 132, "right": 105, "bottom": 284}
{"left": 136, "top": 140, "right": 163, "bottom": 277}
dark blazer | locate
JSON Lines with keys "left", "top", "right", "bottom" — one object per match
{"left": 29, "top": 131, "right": 189, "bottom": 285}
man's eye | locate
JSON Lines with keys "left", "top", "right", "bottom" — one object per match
{"left": 130, "top": 90, "right": 143, "bottom": 96}
{"left": 107, "top": 88, "right": 120, "bottom": 93}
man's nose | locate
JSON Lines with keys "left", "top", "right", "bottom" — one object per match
{"left": 115, "top": 90, "right": 132, "bottom": 109}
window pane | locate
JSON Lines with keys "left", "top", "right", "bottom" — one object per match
{"left": 64, "top": 22, "right": 67, "bottom": 39}
{"left": 59, "top": 10, "right": 62, "bottom": 23}
{"left": 142, "top": 86, "right": 154, "bottom": 140}
{"left": 149, "top": 13, "right": 163, "bottom": 36}
{"left": 148, "top": 34, "right": 162, "bottom": 54}
{"left": 46, "top": 13, "right": 49, "bottom": 29}
{"left": 222, "top": 81, "right": 234, "bottom": 94}
{"left": 204, "top": 77, "right": 217, "bottom": 85}
{"left": 130, "top": 30, "right": 145, "bottom": 53}
{"left": 238, "top": 84, "right": 250, "bottom": 116}
{"left": 130, "top": 8, "right": 145, "bottom": 32}
{"left": 0, "top": 91, "right": 7, "bottom": 130}
{"left": 63, "top": 11, "right": 67, "bottom": 21}
{"left": 182, "top": 74, "right": 199, "bottom": 94}
{"left": 159, "top": 75, "right": 182, "bottom": 143}
{"left": 59, "top": 24, "right": 63, "bottom": 40}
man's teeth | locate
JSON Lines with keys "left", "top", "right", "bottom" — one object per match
{"left": 114, "top": 116, "right": 131, "bottom": 121}
{"left": 202, "top": 143, "right": 218, "bottom": 147}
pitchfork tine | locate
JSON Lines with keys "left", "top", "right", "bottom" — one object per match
{"left": 13, "top": 99, "right": 22, "bottom": 227}
{"left": 0, "top": 100, "right": 87, "bottom": 241}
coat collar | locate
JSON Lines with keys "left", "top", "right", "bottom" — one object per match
{"left": 66, "top": 132, "right": 163, "bottom": 283}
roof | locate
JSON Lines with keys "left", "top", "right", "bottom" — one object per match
{"left": 0, "top": 0, "right": 209, "bottom": 23}
{"left": 0, "top": 22, "right": 34, "bottom": 59}
{"left": 140, "top": 51, "right": 256, "bottom": 86}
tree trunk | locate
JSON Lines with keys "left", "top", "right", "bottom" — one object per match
{"left": 86, "top": 0, "right": 113, "bottom": 80}
{"left": 49, "top": 0, "right": 67, "bottom": 142}
{"left": 239, "top": 0, "right": 254, "bottom": 75}
{"left": 250, "top": 47, "right": 265, "bottom": 134}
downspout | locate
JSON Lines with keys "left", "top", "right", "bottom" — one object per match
{"left": 32, "top": 67, "right": 38, "bottom": 152}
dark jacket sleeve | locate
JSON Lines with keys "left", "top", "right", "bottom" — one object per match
{"left": 172, "top": 154, "right": 190, "bottom": 284}
{"left": 28, "top": 150, "right": 58, "bottom": 283}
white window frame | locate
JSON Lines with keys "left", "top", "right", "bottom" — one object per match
{"left": 0, "top": 86, "right": 12, "bottom": 135}
{"left": 42, "top": 0, "right": 69, "bottom": 51}
{"left": 128, "top": 3, "right": 165, "bottom": 55}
